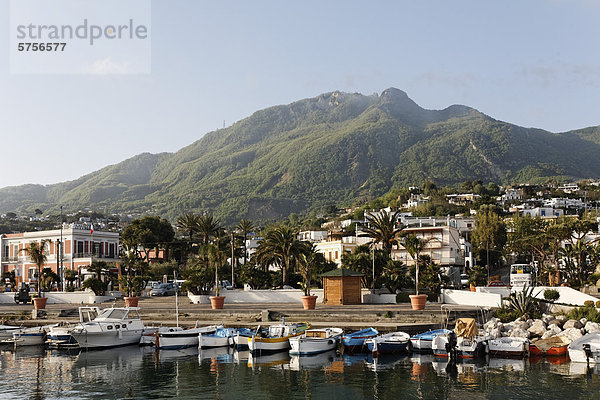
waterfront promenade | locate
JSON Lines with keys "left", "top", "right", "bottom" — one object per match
{"left": 0, "top": 296, "right": 444, "bottom": 333}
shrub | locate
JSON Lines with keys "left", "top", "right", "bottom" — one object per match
{"left": 82, "top": 278, "right": 106, "bottom": 296}
{"left": 396, "top": 292, "right": 411, "bottom": 303}
{"left": 543, "top": 289, "right": 560, "bottom": 302}
{"left": 584, "top": 300, "right": 595, "bottom": 308}
{"left": 596, "top": 300, "right": 600, "bottom": 308}
{"left": 493, "top": 307, "right": 522, "bottom": 323}
{"left": 508, "top": 286, "right": 541, "bottom": 318}
{"left": 567, "top": 306, "right": 600, "bottom": 323}
{"left": 384, "top": 311, "right": 393, "bottom": 318}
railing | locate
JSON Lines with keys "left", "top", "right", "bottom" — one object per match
{"left": 73, "top": 252, "right": 117, "bottom": 259}
{"left": 1, "top": 257, "right": 19, "bottom": 263}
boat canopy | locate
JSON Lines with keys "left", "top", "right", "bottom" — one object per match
{"left": 454, "top": 318, "right": 478, "bottom": 338}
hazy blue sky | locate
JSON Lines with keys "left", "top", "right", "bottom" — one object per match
{"left": 1, "top": 0, "right": 599, "bottom": 188}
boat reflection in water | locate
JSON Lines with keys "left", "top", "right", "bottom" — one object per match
{"left": 288, "top": 350, "right": 337, "bottom": 371}
{"left": 488, "top": 357, "right": 526, "bottom": 372}
{"left": 248, "top": 351, "right": 290, "bottom": 369}
{"left": 198, "top": 346, "right": 234, "bottom": 363}
{"left": 366, "top": 354, "right": 408, "bottom": 371}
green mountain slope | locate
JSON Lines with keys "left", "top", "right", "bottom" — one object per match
{"left": 1, "top": 88, "right": 600, "bottom": 223}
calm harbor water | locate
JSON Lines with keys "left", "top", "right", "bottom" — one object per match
{"left": 2, "top": 345, "right": 600, "bottom": 400}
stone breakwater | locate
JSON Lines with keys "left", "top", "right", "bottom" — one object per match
{"left": 483, "top": 313, "right": 600, "bottom": 342}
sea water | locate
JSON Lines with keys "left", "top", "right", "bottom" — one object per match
{"left": 1, "top": 345, "right": 600, "bottom": 399}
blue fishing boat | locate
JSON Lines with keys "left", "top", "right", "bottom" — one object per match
{"left": 233, "top": 327, "right": 263, "bottom": 350}
{"left": 199, "top": 327, "right": 251, "bottom": 349}
{"left": 365, "top": 331, "right": 411, "bottom": 355}
{"left": 410, "top": 329, "right": 451, "bottom": 353}
{"left": 342, "top": 328, "right": 378, "bottom": 353}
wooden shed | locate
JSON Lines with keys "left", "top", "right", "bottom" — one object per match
{"left": 321, "top": 268, "right": 364, "bottom": 305}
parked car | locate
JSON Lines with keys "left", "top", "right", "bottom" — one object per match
{"left": 149, "top": 283, "right": 178, "bottom": 296}
{"left": 14, "top": 283, "right": 32, "bottom": 304}
{"left": 487, "top": 280, "right": 507, "bottom": 287}
{"left": 145, "top": 281, "right": 160, "bottom": 290}
{"left": 460, "top": 274, "right": 469, "bottom": 289}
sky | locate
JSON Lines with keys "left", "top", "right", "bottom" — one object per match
{"left": 1, "top": 0, "right": 599, "bottom": 188}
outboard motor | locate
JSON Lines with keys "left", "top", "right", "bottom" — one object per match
{"left": 445, "top": 331, "right": 458, "bottom": 361}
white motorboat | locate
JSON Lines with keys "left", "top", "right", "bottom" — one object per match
{"left": 365, "top": 331, "right": 412, "bottom": 355}
{"left": 199, "top": 327, "right": 245, "bottom": 349}
{"left": 157, "top": 325, "right": 221, "bottom": 350}
{"left": 248, "top": 322, "right": 310, "bottom": 355}
{"left": 69, "top": 307, "right": 145, "bottom": 349}
{"left": 0, "top": 324, "right": 24, "bottom": 342}
{"left": 568, "top": 332, "right": 600, "bottom": 364}
{"left": 12, "top": 325, "right": 56, "bottom": 346}
{"left": 289, "top": 327, "right": 343, "bottom": 355}
{"left": 140, "top": 326, "right": 184, "bottom": 346}
{"left": 410, "top": 329, "right": 451, "bottom": 352}
{"left": 47, "top": 307, "right": 101, "bottom": 348}
{"left": 488, "top": 337, "right": 529, "bottom": 358}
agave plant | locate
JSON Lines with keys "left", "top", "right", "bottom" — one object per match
{"left": 508, "top": 285, "right": 539, "bottom": 317}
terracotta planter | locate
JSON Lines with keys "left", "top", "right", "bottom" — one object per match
{"left": 301, "top": 295, "right": 318, "bottom": 310}
{"left": 124, "top": 296, "right": 139, "bottom": 307}
{"left": 470, "top": 285, "right": 476, "bottom": 292}
{"left": 409, "top": 294, "right": 428, "bottom": 310}
{"left": 33, "top": 297, "right": 47, "bottom": 310}
{"left": 210, "top": 296, "right": 225, "bottom": 309}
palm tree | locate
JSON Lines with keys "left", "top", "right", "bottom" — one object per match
{"left": 400, "top": 234, "right": 429, "bottom": 295}
{"left": 20, "top": 240, "right": 48, "bottom": 297}
{"left": 236, "top": 219, "right": 254, "bottom": 266}
{"left": 256, "top": 225, "right": 304, "bottom": 286}
{"left": 361, "top": 209, "right": 402, "bottom": 256}
{"left": 176, "top": 213, "right": 200, "bottom": 247}
{"left": 197, "top": 213, "right": 221, "bottom": 245}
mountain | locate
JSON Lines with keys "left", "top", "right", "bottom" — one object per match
{"left": 2, "top": 88, "right": 600, "bottom": 224}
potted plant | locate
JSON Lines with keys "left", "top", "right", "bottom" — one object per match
{"left": 20, "top": 240, "right": 49, "bottom": 310}
{"left": 409, "top": 255, "right": 428, "bottom": 311}
{"left": 402, "top": 235, "right": 428, "bottom": 310}
{"left": 298, "top": 249, "right": 318, "bottom": 310}
{"left": 209, "top": 256, "right": 225, "bottom": 309}
{"left": 119, "top": 275, "right": 143, "bottom": 307}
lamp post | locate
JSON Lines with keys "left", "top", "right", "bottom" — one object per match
{"left": 371, "top": 242, "right": 375, "bottom": 291}
{"left": 60, "top": 206, "right": 64, "bottom": 291}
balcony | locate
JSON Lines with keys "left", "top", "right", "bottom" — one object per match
{"left": 73, "top": 252, "right": 118, "bottom": 260}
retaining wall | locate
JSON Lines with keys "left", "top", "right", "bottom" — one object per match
{"left": 188, "top": 289, "right": 398, "bottom": 304}
{"left": 441, "top": 289, "right": 502, "bottom": 308}
{"left": 0, "top": 291, "right": 117, "bottom": 304}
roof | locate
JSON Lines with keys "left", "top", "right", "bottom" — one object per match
{"left": 320, "top": 268, "right": 364, "bottom": 277}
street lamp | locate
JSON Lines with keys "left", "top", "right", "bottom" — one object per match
{"left": 371, "top": 242, "right": 375, "bottom": 291}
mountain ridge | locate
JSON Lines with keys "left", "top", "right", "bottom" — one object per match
{"left": 1, "top": 88, "right": 599, "bottom": 223}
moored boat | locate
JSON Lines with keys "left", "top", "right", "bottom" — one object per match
{"left": 233, "top": 328, "right": 260, "bottom": 350}
{"left": 488, "top": 337, "right": 529, "bottom": 358}
{"left": 366, "top": 331, "right": 411, "bottom": 356}
{"left": 432, "top": 318, "right": 489, "bottom": 359}
{"left": 289, "top": 327, "right": 343, "bottom": 355}
{"left": 568, "top": 332, "right": 600, "bottom": 363}
{"left": 410, "top": 329, "right": 451, "bottom": 353}
{"left": 248, "top": 322, "right": 310, "bottom": 355}
{"left": 530, "top": 336, "right": 570, "bottom": 357}
{"left": 69, "top": 307, "right": 145, "bottom": 349}
{"left": 0, "top": 324, "right": 24, "bottom": 342}
{"left": 199, "top": 327, "right": 245, "bottom": 349}
{"left": 12, "top": 325, "right": 56, "bottom": 346}
{"left": 140, "top": 326, "right": 184, "bottom": 346}
{"left": 157, "top": 325, "right": 221, "bottom": 350}
{"left": 342, "top": 328, "right": 378, "bottom": 353}
{"left": 47, "top": 306, "right": 102, "bottom": 348}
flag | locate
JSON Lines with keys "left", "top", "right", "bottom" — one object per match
{"left": 90, "top": 224, "right": 94, "bottom": 235}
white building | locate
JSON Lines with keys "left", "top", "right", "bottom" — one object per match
{"left": 298, "top": 230, "right": 328, "bottom": 242}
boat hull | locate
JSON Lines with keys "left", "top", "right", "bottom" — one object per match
{"left": 488, "top": 338, "right": 529, "bottom": 358}
{"left": 13, "top": 332, "right": 45, "bottom": 346}
{"left": 289, "top": 337, "right": 338, "bottom": 355}
{"left": 199, "top": 334, "right": 230, "bottom": 349}
{"left": 72, "top": 329, "right": 143, "bottom": 349}
{"left": 568, "top": 332, "right": 600, "bottom": 363}
{"left": 158, "top": 326, "right": 220, "bottom": 350}
{"left": 410, "top": 329, "right": 451, "bottom": 353}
